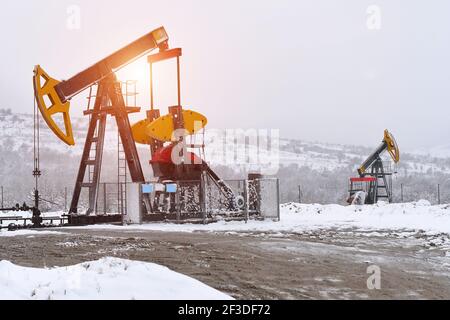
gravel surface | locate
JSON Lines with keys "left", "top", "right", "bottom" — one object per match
{"left": 1, "top": 227, "right": 449, "bottom": 300}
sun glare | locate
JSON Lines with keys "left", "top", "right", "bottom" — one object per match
{"left": 117, "top": 58, "right": 149, "bottom": 86}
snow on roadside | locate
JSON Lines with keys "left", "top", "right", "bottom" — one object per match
{"left": 0, "top": 230, "right": 66, "bottom": 237}
{"left": 73, "top": 201, "right": 450, "bottom": 237}
{"left": 0, "top": 257, "right": 233, "bottom": 300}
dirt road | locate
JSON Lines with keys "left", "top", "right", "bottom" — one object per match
{"left": 1, "top": 227, "right": 449, "bottom": 299}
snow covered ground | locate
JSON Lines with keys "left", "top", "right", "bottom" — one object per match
{"left": 413, "top": 144, "right": 450, "bottom": 159}
{"left": 0, "top": 257, "right": 233, "bottom": 300}
{"left": 1, "top": 201, "right": 450, "bottom": 300}
{"left": 73, "top": 201, "right": 450, "bottom": 236}
{"left": 3, "top": 201, "right": 450, "bottom": 241}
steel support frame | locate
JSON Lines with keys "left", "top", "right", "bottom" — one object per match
{"left": 148, "top": 48, "right": 184, "bottom": 159}
{"left": 367, "top": 157, "right": 392, "bottom": 204}
{"left": 69, "top": 75, "right": 148, "bottom": 216}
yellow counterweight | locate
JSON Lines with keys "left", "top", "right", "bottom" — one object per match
{"left": 132, "top": 110, "right": 208, "bottom": 144}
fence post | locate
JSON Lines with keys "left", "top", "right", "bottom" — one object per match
{"left": 438, "top": 184, "right": 441, "bottom": 205}
{"left": 104, "top": 184, "right": 107, "bottom": 215}
{"left": 1, "top": 186, "right": 3, "bottom": 209}
{"left": 244, "top": 180, "right": 249, "bottom": 223}
{"left": 277, "top": 179, "right": 281, "bottom": 221}
{"left": 401, "top": 184, "right": 404, "bottom": 203}
{"left": 200, "top": 171, "right": 208, "bottom": 223}
{"left": 298, "top": 185, "right": 302, "bottom": 204}
{"left": 176, "top": 182, "right": 181, "bottom": 222}
{"left": 64, "top": 187, "right": 67, "bottom": 212}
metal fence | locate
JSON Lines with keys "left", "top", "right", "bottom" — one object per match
{"left": 295, "top": 182, "right": 450, "bottom": 205}
{"left": 393, "top": 183, "right": 448, "bottom": 205}
{"left": 95, "top": 183, "right": 127, "bottom": 215}
{"left": 149, "top": 177, "right": 280, "bottom": 221}
{"left": 1, "top": 179, "right": 447, "bottom": 215}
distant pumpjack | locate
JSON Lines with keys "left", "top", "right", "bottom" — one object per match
{"left": 348, "top": 130, "right": 400, "bottom": 205}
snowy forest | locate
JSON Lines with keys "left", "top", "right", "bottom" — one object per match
{"left": 1, "top": 109, "right": 450, "bottom": 211}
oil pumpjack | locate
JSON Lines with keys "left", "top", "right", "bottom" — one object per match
{"left": 33, "top": 26, "right": 236, "bottom": 222}
{"left": 348, "top": 130, "right": 400, "bottom": 205}
{"left": 34, "top": 27, "right": 171, "bottom": 220}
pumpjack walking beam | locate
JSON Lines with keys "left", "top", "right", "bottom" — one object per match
{"left": 34, "top": 27, "right": 170, "bottom": 215}
{"left": 34, "top": 27, "right": 169, "bottom": 146}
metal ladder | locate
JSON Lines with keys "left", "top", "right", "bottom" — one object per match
{"left": 87, "top": 86, "right": 98, "bottom": 212}
{"left": 117, "top": 132, "right": 128, "bottom": 215}
{"left": 72, "top": 84, "right": 107, "bottom": 215}
{"left": 369, "top": 159, "right": 392, "bottom": 203}
{"left": 117, "top": 81, "right": 138, "bottom": 215}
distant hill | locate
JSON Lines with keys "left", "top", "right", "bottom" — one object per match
{"left": 1, "top": 109, "right": 449, "bottom": 207}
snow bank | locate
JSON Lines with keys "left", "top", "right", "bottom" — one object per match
{"left": 0, "top": 257, "right": 233, "bottom": 300}
{"left": 280, "top": 201, "right": 450, "bottom": 234}
{"left": 75, "top": 201, "right": 450, "bottom": 236}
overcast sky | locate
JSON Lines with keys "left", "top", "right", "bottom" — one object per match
{"left": 1, "top": 0, "right": 449, "bottom": 150}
